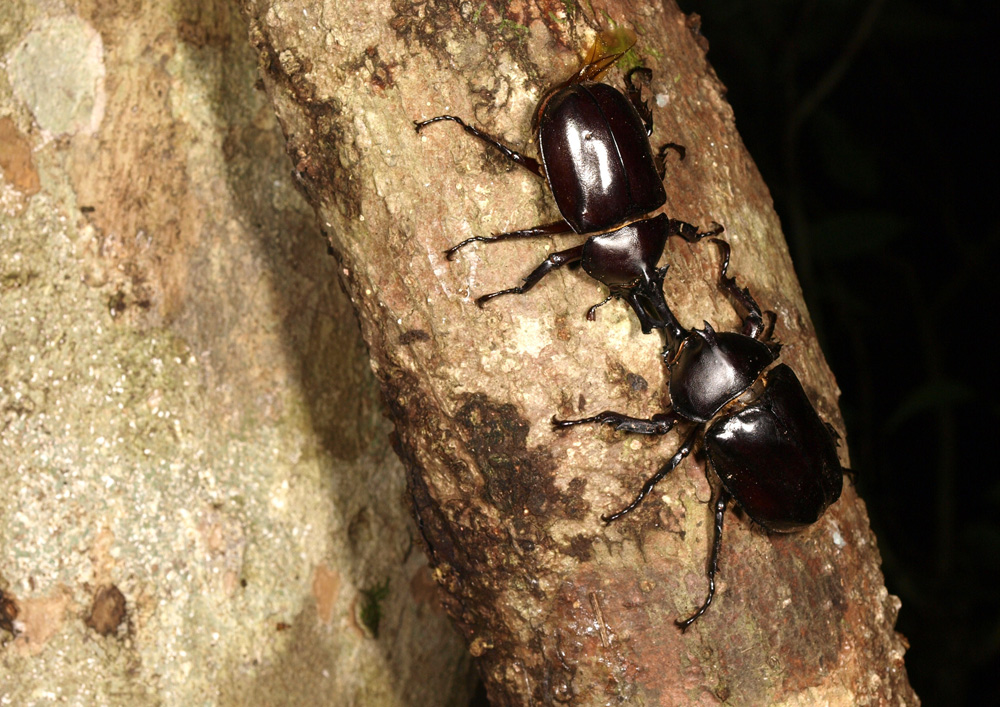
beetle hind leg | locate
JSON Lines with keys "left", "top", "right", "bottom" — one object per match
{"left": 676, "top": 488, "right": 732, "bottom": 631}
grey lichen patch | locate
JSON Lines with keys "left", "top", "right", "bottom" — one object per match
{"left": 1, "top": 617, "right": 153, "bottom": 705}
{"left": 7, "top": 14, "right": 106, "bottom": 136}
{"left": 1, "top": 2, "right": 474, "bottom": 703}
{"left": 0, "top": 192, "right": 346, "bottom": 702}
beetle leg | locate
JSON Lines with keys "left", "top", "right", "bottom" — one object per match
{"left": 710, "top": 239, "right": 777, "bottom": 341}
{"left": 625, "top": 67, "right": 655, "bottom": 136}
{"left": 654, "top": 143, "right": 687, "bottom": 180}
{"left": 624, "top": 68, "right": 691, "bottom": 178}
{"left": 676, "top": 487, "right": 732, "bottom": 631}
{"left": 604, "top": 265, "right": 689, "bottom": 344}
{"left": 668, "top": 218, "right": 724, "bottom": 244}
{"left": 601, "top": 425, "right": 700, "bottom": 523}
{"left": 585, "top": 293, "right": 614, "bottom": 320}
{"left": 760, "top": 310, "right": 778, "bottom": 343}
{"left": 445, "top": 221, "right": 573, "bottom": 260}
{"left": 475, "top": 244, "right": 585, "bottom": 306}
{"left": 552, "top": 410, "right": 680, "bottom": 435}
{"left": 414, "top": 116, "right": 543, "bottom": 178}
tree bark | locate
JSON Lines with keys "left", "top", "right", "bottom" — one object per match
{"left": 239, "top": 0, "right": 918, "bottom": 704}
{"left": 1, "top": 0, "right": 471, "bottom": 704}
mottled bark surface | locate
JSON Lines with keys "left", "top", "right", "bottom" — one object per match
{"left": 0, "top": 0, "right": 471, "bottom": 704}
{"left": 241, "top": 0, "right": 917, "bottom": 705}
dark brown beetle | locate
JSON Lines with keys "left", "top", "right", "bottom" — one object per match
{"left": 415, "top": 30, "right": 721, "bottom": 333}
{"left": 554, "top": 240, "right": 845, "bottom": 629}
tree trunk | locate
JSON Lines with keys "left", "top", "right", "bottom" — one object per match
{"left": 238, "top": 0, "right": 918, "bottom": 704}
{"left": 0, "top": 0, "right": 472, "bottom": 704}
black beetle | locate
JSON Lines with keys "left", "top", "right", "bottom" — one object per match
{"left": 414, "top": 30, "right": 722, "bottom": 333}
{"left": 554, "top": 240, "right": 845, "bottom": 629}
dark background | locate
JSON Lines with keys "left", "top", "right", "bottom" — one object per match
{"left": 687, "top": 0, "right": 999, "bottom": 704}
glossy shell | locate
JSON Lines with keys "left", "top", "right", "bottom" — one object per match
{"left": 580, "top": 214, "right": 669, "bottom": 288}
{"left": 538, "top": 82, "right": 666, "bottom": 233}
{"left": 668, "top": 325, "right": 777, "bottom": 422}
{"left": 704, "top": 364, "right": 844, "bottom": 532}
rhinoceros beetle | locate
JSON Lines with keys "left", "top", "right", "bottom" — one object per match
{"left": 414, "top": 30, "right": 722, "bottom": 333}
{"left": 553, "top": 240, "right": 845, "bottom": 629}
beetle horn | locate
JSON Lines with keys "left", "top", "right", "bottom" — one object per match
{"left": 618, "top": 267, "right": 684, "bottom": 342}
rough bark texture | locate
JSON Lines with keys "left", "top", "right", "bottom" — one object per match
{"left": 235, "top": 0, "right": 919, "bottom": 704}
{"left": 0, "top": 1, "right": 472, "bottom": 704}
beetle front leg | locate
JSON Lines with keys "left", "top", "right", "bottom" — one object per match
{"left": 668, "top": 218, "right": 724, "bottom": 244}
{"left": 445, "top": 220, "right": 573, "bottom": 260}
{"left": 585, "top": 293, "right": 615, "bottom": 321}
{"left": 475, "top": 244, "right": 585, "bottom": 306}
{"left": 414, "top": 116, "right": 543, "bottom": 178}
{"left": 552, "top": 410, "right": 680, "bottom": 436}
{"left": 602, "top": 426, "right": 700, "bottom": 523}
{"left": 710, "top": 239, "right": 777, "bottom": 342}
{"left": 586, "top": 286, "right": 676, "bottom": 335}
{"left": 676, "top": 488, "right": 732, "bottom": 631}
